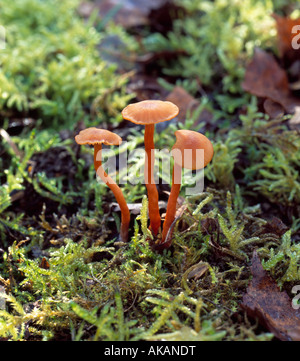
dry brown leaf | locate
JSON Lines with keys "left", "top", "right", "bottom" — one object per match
{"left": 165, "top": 86, "right": 200, "bottom": 122}
{"left": 242, "top": 48, "right": 300, "bottom": 112}
{"left": 242, "top": 48, "right": 300, "bottom": 130}
{"left": 165, "top": 86, "right": 214, "bottom": 129}
{"left": 241, "top": 251, "right": 300, "bottom": 341}
{"left": 260, "top": 217, "right": 289, "bottom": 238}
{"left": 263, "top": 98, "right": 285, "bottom": 119}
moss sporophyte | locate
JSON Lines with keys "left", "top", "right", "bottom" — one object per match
{"left": 75, "top": 100, "right": 214, "bottom": 250}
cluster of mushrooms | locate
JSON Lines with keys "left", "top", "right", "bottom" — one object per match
{"left": 75, "top": 100, "right": 214, "bottom": 251}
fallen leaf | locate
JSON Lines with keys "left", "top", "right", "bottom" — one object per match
{"left": 242, "top": 48, "right": 300, "bottom": 129}
{"left": 263, "top": 98, "right": 285, "bottom": 119}
{"left": 241, "top": 251, "right": 300, "bottom": 341}
{"left": 165, "top": 86, "right": 214, "bottom": 128}
{"left": 260, "top": 216, "right": 289, "bottom": 238}
{"left": 242, "top": 48, "right": 289, "bottom": 98}
{"left": 165, "top": 86, "right": 200, "bottom": 123}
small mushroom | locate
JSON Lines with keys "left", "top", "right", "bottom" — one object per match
{"left": 122, "top": 100, "right": 179, "bottom": 236}
{"left": 160, "top": 130, "right": 214, "bottom": 248}
{"left": 75, "top": 127, "right": 130, "bottom": 243}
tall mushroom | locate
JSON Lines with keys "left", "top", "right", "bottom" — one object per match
{"left": 122, "top": 100, "right": 179, "bottom": 236}
{"left": 75, "top": 127, "right": 130, "bottom": 243}
{"left": 160, "top": 130, "right": 214, "bottom": 248}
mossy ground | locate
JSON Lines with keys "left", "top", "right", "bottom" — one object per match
{"left": 0, "top": 0, "right": 299, "bottom": 341}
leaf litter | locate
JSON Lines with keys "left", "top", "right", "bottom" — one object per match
{"left": 241, "top": 251, "right": 300, "bottom": 341}
{"left": 243, "top": 13, "right": 300, "bottom": 128}
{"left": 1, "top": 0, "right": 300, "bottom": 341}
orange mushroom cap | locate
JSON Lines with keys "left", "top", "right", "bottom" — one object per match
{"left": 75, "top": 127, "right": 122, "bottom": 146}
{"left": 121, "top": 100, "right": 179, "bottom": 125}
{"left": 172, "top": 130, "right": 214, "bottom": 170}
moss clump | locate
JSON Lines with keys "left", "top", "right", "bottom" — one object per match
{"left": 0, "top": 0, "right": 132, "bottom": 127}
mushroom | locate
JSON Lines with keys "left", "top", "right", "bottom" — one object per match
{"left": 75, "top": 127, "right": 130, "bottom": 243}
{"left": 122, "top": 100, "right": 179, "bottom": 236}
{"left": 160, "top": 130, "right": 214, "bottom": 248}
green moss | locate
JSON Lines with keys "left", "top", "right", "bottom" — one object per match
{"left": 0, "top": 0, "right": 300, "bottom": 342}
{"left": 0, "top": 0, "right": 132, "bottom": 127}
{"left": 262, "top": 230, "right": 300, "bottom": 286}
{"left": 143, "top": 0, "right": 277, "bottom": 92}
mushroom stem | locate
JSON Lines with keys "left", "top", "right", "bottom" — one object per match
{"left": 94, "top": 145, "right": 130, "bottom": 243}
{"left": 94, "top": 143, "right": 102, "bottom": 170}
{"left": 161, "top": 162, "right": 182, "bottom": 246}
{"left": 144, "top": 124, "right": 161, "bottom": 236}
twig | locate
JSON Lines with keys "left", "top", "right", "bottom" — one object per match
{"left": 0, "top": 128, "right": 24, "bottom": 159}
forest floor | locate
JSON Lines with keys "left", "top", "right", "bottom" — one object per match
{"left": 0, "top": 0, "right": 300, "bottom": 341}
